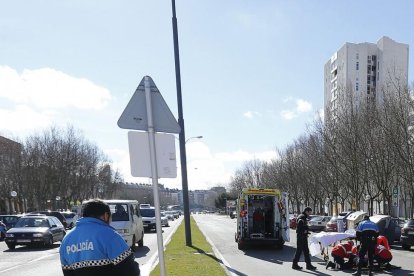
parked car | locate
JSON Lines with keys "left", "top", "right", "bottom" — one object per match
{"left": 160, "top": 212, "right": 169, "bottom": 227}
{"left": 289, "top": 215, "right": 297, "bottom": 229}
{"left": 28, "top": 211, "right": 68, "bottom": 229}
{"left": 5, "top": 215, "right": 66, "bottom": 250}
{"left": 61, "top": 212, "right": 78, "bottom": 229}
{"left": 0, "top": 215, "right": 22, "bottom": 229}
{"left": 401, "top": 219, "right": 414, "bottom": 250}
{"left": 230, "top": 211, "right": 236, "bottom": 219}
{"left": 0, "top": 221, "right": 7, "bottom": 240}
{"left": 370, "top": 215, "right": 399, "bottom": 244}
{"left": 308, "top": 216, "right": 332, "bottom": 232}
{"left": 391, "top": 217, "right": 406, "bottom": 241}
{"left": 325, "top": 216, "right": 338, "bottom": 232}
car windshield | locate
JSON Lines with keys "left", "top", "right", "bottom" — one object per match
{"left": 329, "top": 217, "right": 338, "bottom": 223}
{"left": 109, "top": 204, "right": 130, "bottom": 222}
{"left": 141, "top": 208, "right": 155, "bottom": 217}
{"left": 406, "top": 219, "right": 414, "bottom": 226}
{"left": 15, "top": 217, "right": 49, "bottom": 228}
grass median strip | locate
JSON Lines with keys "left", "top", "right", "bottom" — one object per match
{"left": 150, "top": 216, "right": 227, "bottom": 276}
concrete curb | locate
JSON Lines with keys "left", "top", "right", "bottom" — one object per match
{"left": 194, "top": 215, "right": 236, "bottom": 276}
{"left": 140, "top": 216, "right": 183, "bottom": 276}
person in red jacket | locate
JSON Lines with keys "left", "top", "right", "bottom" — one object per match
{"left": 376, "top": 235, "right": 390, "bottom": 250}
{"left": 374, "top": 245, "right": 392, "bottom": 268}
{"left": 326, "top": 240, "right": 356, "bottom": 270}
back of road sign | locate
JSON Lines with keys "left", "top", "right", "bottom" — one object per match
{"left": 117, "top": 76, "right": 181, "bottom": 134}
{"left": 128, "top": 131, "right": 177, "bottom": 178}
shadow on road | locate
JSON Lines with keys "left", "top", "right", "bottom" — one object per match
{"left": 133, "top": 246, "right": 150, "bottom": 258}
{"left": 242, "top": 244, "right": 331, "bottom": 275}
{"left": 3, "top": 244, "right": 60, "bottom": 253}
{"left": 190, "top": 245, "right": 248, "bottom": 276}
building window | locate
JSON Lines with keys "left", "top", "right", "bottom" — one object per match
{"left": 356, "top": 53, "right": 359, "bottom": 59}
{"left": 367, "top": 65, "right": 371, "bottom": 74}
{"left": 356, "top": 83, "right": 359, "bottom": 91}
{"left": 356, "top": 62, "right": 359, "bottom": 70}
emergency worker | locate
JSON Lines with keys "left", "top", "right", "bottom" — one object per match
{"left": 374, "top": 245, "right": 392, "bottom": 268}
{"left": 326, "top": 240, "right": 355, "bottom": 270}
{"left": 376, "top": 235, "right": 390, "bottom": 250}
{"left": 59, "top": 199, "right": 140, "bottom": 276}
{"left": 353, "top": 216, "right": 379, "bottom": 276}
{"left": 292, "top": 207, "right": 316, "bottom": 270}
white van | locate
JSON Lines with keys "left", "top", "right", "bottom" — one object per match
{"left": 82, "top": 199, "right": 144, "bottom": 251}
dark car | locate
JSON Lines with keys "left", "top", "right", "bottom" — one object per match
{"left": 28, "top": 211, "right": 67, "bottom": 229}
{"left": 230, "top": 211, "right": 236, "bottom": 219}
{"left": 5, "top": 215, "right": 66, "bottom": 250}
{"left": 0, "top": 215, "right": 22, "bottom": 229}
{"left": 325, "top": 216, "right": 338, "bottom": 232}
{"left": 401, "top": 219, "right": 414, "bottom": 250}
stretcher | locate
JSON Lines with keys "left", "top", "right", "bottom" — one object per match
{"left": 308, "top": 230, "right": 356, "bottom": 261}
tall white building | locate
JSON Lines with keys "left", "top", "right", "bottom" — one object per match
{"left": 324, "top": 36, "right": 409, "bottom": 117}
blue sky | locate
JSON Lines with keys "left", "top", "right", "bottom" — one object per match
{"left": 1, "top": 1, "right": 413, "bottom": 190}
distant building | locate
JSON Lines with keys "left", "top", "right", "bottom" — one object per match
{"left": 0, "top": 136, "right": 23, "bottom": 214}
{"left": 324, "top": 36, "right": 409, "bottom": 118}
{"left": 210, "top": 186, "right": 226, "bottom": 195}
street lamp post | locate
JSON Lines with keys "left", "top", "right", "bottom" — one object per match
{"left": 185, "top": 136, "right": 203, "bottom": 144}
{"left": 171, "top": 0, "right": 192, "bottom": 246}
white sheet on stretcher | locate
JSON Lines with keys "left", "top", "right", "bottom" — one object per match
{"left": 308, "top": 230, "right": 356, "bottom": 256}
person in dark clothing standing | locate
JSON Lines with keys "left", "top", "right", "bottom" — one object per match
{"left": 353, "top": 215, "right": 379, "bottom": 276}
{"left": 292, "top": 207, "right": 316, "bottom": 270}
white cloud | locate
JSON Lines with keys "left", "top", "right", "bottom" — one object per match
{"left": 0, "top": 66, "right": 111, "bottom": 110}
{"left": 281, "top": 110, "right": 297, "bottom": 120}
{"left": 280, "top": 98, "right": 313, "bottom": 120}
{"left": 0, "top": 105, "right": 52, "bottom": 131}
{"left": 296, "top": 99, "right": 312, "bottom": 113}
{"left": 111, "top": 141, "right": 278, "bottom": 191}
{"left": 243, "top": 111, "right": 261, "bottom": 119}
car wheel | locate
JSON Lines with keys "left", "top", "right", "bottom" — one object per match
{"left": 47, "top": 236, "right": 54, "bottom": 247}
{"left": 6, "top": 243, "right": 15, "bottom": 250}
{"left": 138, "top": 232, "right": 144, "bottom": 247}
{"left": 402, "top": 243, "right": 411, "bottom": 250}
{"left": 131, "top": 235, "right": 137, "bottom": 252}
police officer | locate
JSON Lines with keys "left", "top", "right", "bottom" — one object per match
{"left": 292, "top": 207, "right": 316, "bottom": 270}
{"left": 353, "top": 215, "right": 379, "bottom": 276}
{"left": 60, "top": 199, "right": 140, "bottom": 276}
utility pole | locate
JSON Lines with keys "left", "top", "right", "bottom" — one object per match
{"left": 171, "top": 0, "right": 192, "bottom": 246}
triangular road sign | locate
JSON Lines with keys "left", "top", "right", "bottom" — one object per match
{"left": 118, "top": 76, "right": 181, "bottom": 134}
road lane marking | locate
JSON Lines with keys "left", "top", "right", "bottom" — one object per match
{"left": 194, "top": 215, "right": 237, "bottom": 276}
{"left": 0, "top": 252, "right": 57, "bottom": 274}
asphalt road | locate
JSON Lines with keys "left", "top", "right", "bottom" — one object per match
{"left": 193, "top": 213, "right": 414, "bottom": 276}
{"left": 0, "top": 217, "right": 182, "bottom": 276}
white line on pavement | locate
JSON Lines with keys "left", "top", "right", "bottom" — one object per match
{"left": 0, "top": 252, "right": 57, "bottom": 274}
{"left": 194, "top": 215, "right": 236, "bottom": 276}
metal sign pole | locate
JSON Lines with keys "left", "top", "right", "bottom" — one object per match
{"left": 144, "top": 76, "right": 166, "bottom": 276}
